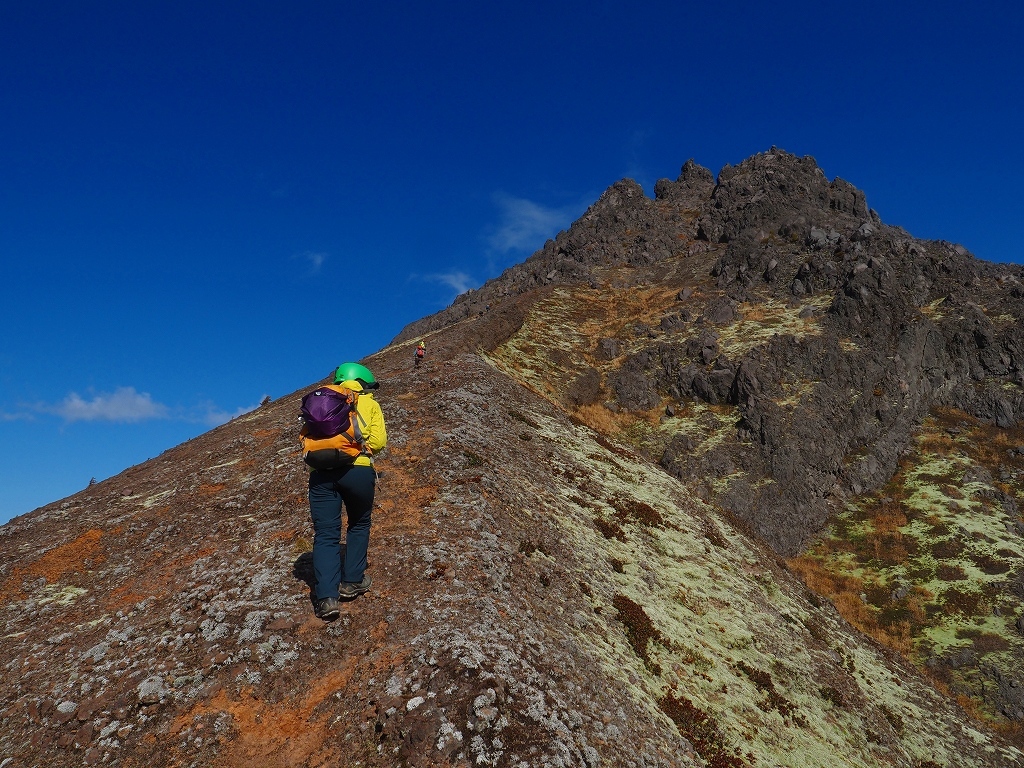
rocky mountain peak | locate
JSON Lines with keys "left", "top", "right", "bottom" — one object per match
{"left": 653, "top": 158, "right": 715, "bottom": 202}
{"left": 3, "top": 148, "right": 1023, "bottom": 767}
{"left": 696, "top": 147, "right": 870, "bottom": 245}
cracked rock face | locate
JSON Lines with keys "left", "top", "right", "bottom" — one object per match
{"left": 2, "top": 148, "right": 1023, "bottom": 767}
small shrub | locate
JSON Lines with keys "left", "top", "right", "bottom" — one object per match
{"left": 736, "top": 661, "right": 806, "bottom": 725}
{"left": 612, "top": 594, "right": 663, "bottom": 670}
{"left": 461, "top": 450, "right": 484, "bottom": 467}
{"left": 677, "top": 644, "right": 714, "bottom": 671}
{"left": 942, "top": 587, "right": 983, "bottom": 615}
{"left": 594, "top": 517, "right": 627, "bottom": 541}
{"left": 519, "top": 540, "right": 551, "bottom": 557}
{"left": 610, "top": 495, "right": 665, "bottom": 527}
{"left": 975, "top": 554, "right": 1011, "bottom": 575}
{"left": 819, "top": 685, "right": 845, "bottom": 707}
{"left": 507, "top": 409, "right": 540, "bottom": 428}
{"left": 970, "top": 632, "right": 1010, "bottom": 654}
{"left": 881, "top": 704, "right": 904, "bottom": 734}
{"left": 933, "top": 540, "right": 962, "bottom": 561}
{"left": 659, "top": 689, "right": 751, "bottom": 768}
{"left": 936, "top": 563, "right": 967, "bottom": 581}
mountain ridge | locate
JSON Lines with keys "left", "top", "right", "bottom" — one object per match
{"left": 398, "top": 147, "right": 1024, "bottom": 554}
{"left": 2, "top": 147, "right": 1023, "bottom": 767}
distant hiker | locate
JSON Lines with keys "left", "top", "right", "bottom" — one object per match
{"left": 414, "top": 341, "right": 425, "bottom": 367}
{"left": 301, "top": 362, "right": 388, "bottom": 621}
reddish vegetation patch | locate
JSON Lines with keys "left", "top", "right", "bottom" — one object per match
{"left": 975, "top": 632, "right": 1011, "bottom": 653}
{"left": 198, "top": 484, "right": 227, "bottom": 495}
{"left": 932, "top": 539, "right": 964, "bottom": 559}
{"left": 24, "top": 528, "right": 107, "bottom": 581}
{"left": 659, "top": 688, "right": 751, "bottom": 768}
{"left": 594, "top": 516, "right": 627, "bottom": 541}
{"left": 0, "top": 528, "right": 110, "bottom": 601}
{"left": 373, "top": 456, "right": 435, "bottom": 538}
{"left": 251, "top": 429, "right": 281, "bottom": 449}
{"left": 610, "top": 495, "right": 665, "bottom": 528}
{"left": 172, "top": 668, "right": 356, "bottom": 767}
{"left": 591, "top": 433, "right": 636, "bottom": 460}
{"left": 936, "top": 564, "right": 967, "bottom": 582}
{"left": 105, "top": 548, "right": 218, "bottom": 611}
{"left": 612, "top": 594, "right": 663, "bottom": 672}
{"left": 940, "top": 484, "right": 964, "bottom": 500}
{"left": 736, "top": 661, "right": 807, "bottom": 726}
{"left": 974, "top": 554, "right": 1011, "bottom": 575}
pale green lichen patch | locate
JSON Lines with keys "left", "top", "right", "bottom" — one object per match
{"left": 791, "top": 410, "right": 1024, "bottom": 739}
{"left": 208, "top": 459, "right": 241, "bottom": 470}
{"left": 141, "top": 489, "right": 175, "bottom": 508}
{"left": 485, "top": 290, "right": 595, "bottom": 397}
{"left": 510, "top": 393, "right": 1021, "bottom": 766}
{"left": 717, "top": 296, "right": 833, "bottom": 358}
{"left": 36, "top": 584, "right": 87, "bottom": 606}
{"left": 486, "top": 283, "right": 687, "bottom": 397}
{"left": 654, "top": 402, "right": 739, "bottom": 457}
{"left": 711, "top": 472, "right": 746, "bottom": 495}
{"left": 774, "top": 378, "right": 819, "bottom": 409}
{"left": 920, "top": 296, "right": 948, "bottom": 320}
{"left": 479, "top": 270, "right": 1024, "bottom": 760}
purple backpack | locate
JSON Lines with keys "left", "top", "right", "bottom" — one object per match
{"left": 300, "top": 387, "right": 356, "bottom": 439}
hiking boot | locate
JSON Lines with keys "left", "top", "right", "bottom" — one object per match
{"left": 315, "top": 597, "right": 340, "bottom": 621}
{"left": 339, "top": 576, "right": 372, "bottom": 599}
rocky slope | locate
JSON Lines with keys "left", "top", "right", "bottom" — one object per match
{"left": 399, "top": 148, "right": 1024, "bottom": 557}
{"left": 1, "top": 149, "right": 1023, "bottom": 767}
{"left": 398, "top": 148, "right": 1024, "bottom": 741}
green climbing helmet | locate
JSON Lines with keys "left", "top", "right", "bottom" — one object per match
{"left": 334, "top": 362, "right": 379, "bottom": 389}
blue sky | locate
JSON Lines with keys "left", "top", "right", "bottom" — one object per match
{"left": 2, "top": 1, "right": 1022, "bottom": 524}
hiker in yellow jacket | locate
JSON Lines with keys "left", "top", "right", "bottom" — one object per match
{"left": 306, "top": 362, "right": 387, "bottom": 621}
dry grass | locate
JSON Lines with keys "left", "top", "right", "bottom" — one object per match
{"left": 575, "top": 403, "right": 631, "bottom": 435}
{"left": 786, "top": 555, "right": 915, "bottom": 654}
{"left": 737, "top": 304, "right": 772, "bottom": 323}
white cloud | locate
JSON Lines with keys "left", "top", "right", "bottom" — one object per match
{"left": 423, "top": 271, "right": 476, "bottom": 295}
{"left": 52, "top": 387, "right": 169, "bottom": 423}
{"left": 487, "top": 193, "right": 577, "bottom": 254}
{"left": 193, "top": 400, "right": 262, "bottom": 427}
{"left": 7, "top": 388, "right": 267, "bottom": 429}
{"left": 295, "top": 251, "right": 328, "bottom": 274}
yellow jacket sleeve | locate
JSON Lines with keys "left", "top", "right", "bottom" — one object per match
{"left": 357, "top": 395, "right": 388, "bottom": 457}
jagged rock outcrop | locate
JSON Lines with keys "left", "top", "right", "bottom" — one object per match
{"left": 399, "top": 147, "right": 1024, "bottom": 558}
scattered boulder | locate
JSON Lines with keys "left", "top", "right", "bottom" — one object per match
{"left": 136, "top": 676, "right": 165, "bottom": 707}
{"left": 566, "top": 368, "right": 603, "bottom": 407}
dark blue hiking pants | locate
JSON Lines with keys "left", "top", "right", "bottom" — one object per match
{"left": 308, "top": 464, "right": 376, "bottom": 600}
